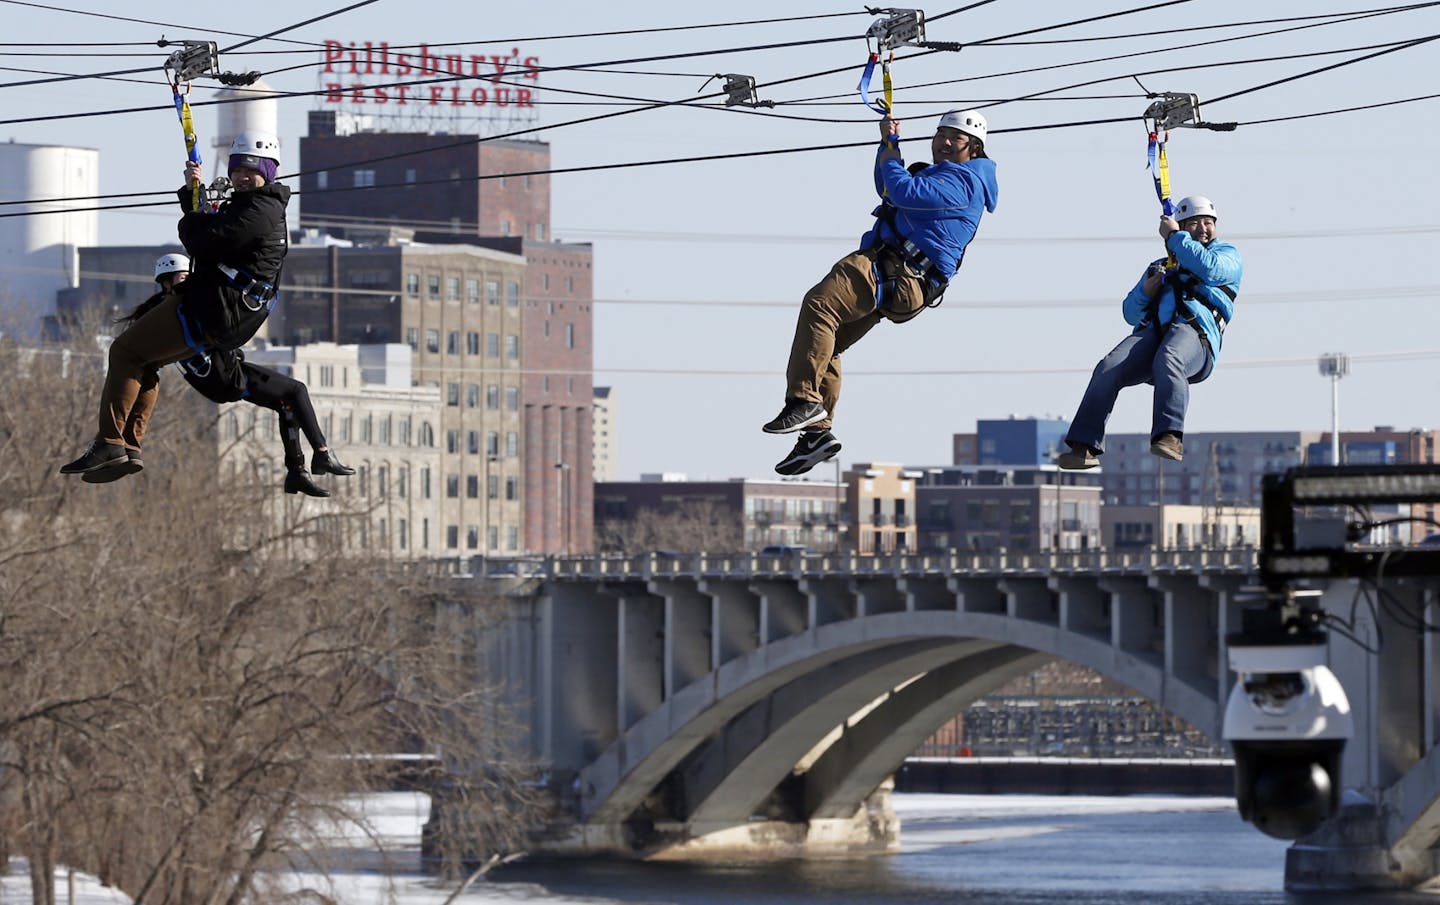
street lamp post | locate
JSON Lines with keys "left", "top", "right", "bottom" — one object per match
{"left": 1318, "top": 353, "right": 1350, "bottom": 465}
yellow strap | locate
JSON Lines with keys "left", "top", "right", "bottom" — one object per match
{"left": 1157, "top": 141, "right": 1171, "bottom": 203}
{"left": 882, "top": 53, "right": 893, "bottom": 115}
{"left": 179, "top": 92, "right": 201, "bottom": 212}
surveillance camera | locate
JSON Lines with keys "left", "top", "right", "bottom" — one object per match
{"left": 1223, "top": 641, "right": 1352, "bottom": 841}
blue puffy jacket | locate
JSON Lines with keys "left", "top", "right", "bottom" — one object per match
{"left": 860, "top": 149, "right": 999, "bottom": 280}
{"left": 1122, "top": 231, "right": 1242, "bottom": 382}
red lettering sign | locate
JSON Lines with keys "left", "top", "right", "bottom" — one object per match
{"left": 320, "top": 41, "right": 539, "bottom": 109}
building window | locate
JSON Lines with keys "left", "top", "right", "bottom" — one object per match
{"left": 535, "top": 222, "right": 545, "bottom": 241}
{"left": 467, "top": 526, "right": 479, "bottom": 549}
{"left": 446, "top": 474, "right": 459, "bottom": 498}
{"left": 505, "top": 386, "right": 519, "bottom": 410}
{"left": 485, "top": 384, "right": 499, "bottom": 409}
{"left": 487, "top": 525, "right": 498, "bottom": 551}
{"left": 446, "top": 430, "right": 460, "bottom": 453}
{"left": 446, "top": 383, "right": 459, "bottom": 407}
{"left": 466, "top": 475, "right": 479, "bottom": 498}
{"left": 486, "top": 333, "right": 499, "bottom": 357}
{"left": 487, "top": 474, "right": 499, "bottom": 499}
{"left": 406, "top": 273, "right": 420, "bottom": 295}
{"left": 543, "top": 273, "right": 550, "bottom": 291}
{"left": 404, "top": 167, "right": 416, "bottom": 185}
{"left": 446, "top": 276, "right": 459, "bottom": 300}
{"left": 420, "top": 467, "right": 431, "bottom": 499}
{"left": 506, "top": 525, "right": 519, "bottom": 551}
{"left": 506, "top": 281, "right": 520, "bottom": 307}
{"left": 425, "top": 329, "right": 439, "bottom": 353}
{"left": 486, "top": 431, "right": 499, "bottom": 456}
{"left": 318, "top": 365, "right": 334, "bottom": 387}
{"left": 353, "top": 169, "right": 375, "bottom": 187}
{"left": 426, "top": 275, "right": 440, "bottom": 297}
{"left": 505, "top": 335, "right": 519, "bottom": 359}
{"left": 565, "top": 323, "right": 575, "bottom": 349}
{"left": 446, "top": 331, "right": 459, "bottom": 354}
{"left": 405, "top": 327, "right": 418, "bottom": 349}
{"left": 465, "top": 278, "right": 479, "bottom": 302}
{"left": 486, "top": 280, "right": 499, "bottom": 306}
{"left": 567, "top": 276, "right": 574, "bottom": 293}
{"left": 466, "top": 331, "right": 479, "bottom": 355}
{"left": 505, "top": 431, "right": 518, "bottom": 457}
{"left": 446, "top": 525, "right": 458, "bottom": 549}
{"left": 505, "top": 476, "right": 518, "bottom": 500}
{"left": 395, "top": 417, "right": 407, "bottom": 446}
{"left": 419, "top": 423, "right": 435, "bottom": 447}
{"left": 317, "top": 171, "right": 329, "bottom": 190}
{"left": 360, "top": 415, "right": 372, "bottom": 444}
{"left": 467, "top": 430, "right": 479, "bottom": 454}
{"left": 466, "top": 384, "right": 479, "bottom": 408}
{"left": 501, "top": 220, "right": 511, "bottom": 236}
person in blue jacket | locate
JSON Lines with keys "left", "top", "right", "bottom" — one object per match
{"left": 1057, "top": 195, "right": 1242, "bottom": 468}
{"left": 762, "top": 109, "right": 999, "bottom": 476}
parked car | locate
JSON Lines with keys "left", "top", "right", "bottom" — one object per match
{"left": 760, "top": 544, "right": 810, "bottom": 557}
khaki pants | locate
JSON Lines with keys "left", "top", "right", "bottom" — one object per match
{"left": 784, "top": 250, "right": 924, "bottom": 432}
{"left": 97, "top": 291, "right": 193, "bottom": 450}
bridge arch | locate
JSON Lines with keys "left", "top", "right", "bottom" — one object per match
{"left": 581, "top": 606, "right": 1223, "bottom": 829}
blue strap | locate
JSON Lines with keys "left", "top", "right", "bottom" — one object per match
{"left": 174, "top": 302, "right": 208, "bottom": 357}
{"left": 857, "top": 53, "right": 890, "bottom": 115}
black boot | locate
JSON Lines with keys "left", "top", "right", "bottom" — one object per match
{"left": 311, "top": 448, "right": 355, "bottom": 476}
{"left": 285, "top": 467, "right": 330, "bottom": 497}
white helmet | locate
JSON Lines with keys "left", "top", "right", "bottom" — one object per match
{"left": 154, "top": 253, "right": 190, "bottom": 282}
{"left": 937, "top": 109, "right": 987, "bottom": 147}
{"left": 229, "top": 130, "right": 281, "bottom": 165}
{"left": 1175, "top": 195, "right": 1218, "bottom": 222}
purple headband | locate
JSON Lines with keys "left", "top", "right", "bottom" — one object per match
{"left": 229, "top": 154, "right": 278, "bottom": 183}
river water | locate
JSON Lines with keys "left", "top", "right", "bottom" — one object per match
{"left": 489, "top": 794, "right": 1440, "bottom": 905}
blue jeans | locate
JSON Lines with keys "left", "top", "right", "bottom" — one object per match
{"left": 1064, "top": 324, "right": 1210, "bottom": 454}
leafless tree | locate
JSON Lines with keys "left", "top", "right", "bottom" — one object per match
{"left": 0, "top": 325, "right": 539, "bottom": 904}
{"left": 596, "top": 499, "right": 743, "bottom": 553}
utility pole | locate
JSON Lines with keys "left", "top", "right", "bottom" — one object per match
{"left": 1318, "top": 353, "right": 1350, "bottom": 465}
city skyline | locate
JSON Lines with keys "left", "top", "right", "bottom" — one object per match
{"left": 2, "top": 1, "right": 1437, "bottom": 481}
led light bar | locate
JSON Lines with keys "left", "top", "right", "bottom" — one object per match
{"left": 1288, "top": 466, "right": 1440, "bottom": 504}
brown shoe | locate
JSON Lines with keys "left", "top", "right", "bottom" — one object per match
{"left": 1151, "top": 432, "right": 1184, "bottom": 461}
{"left": 1056, "top": 445, "right": 1101, "bottom": 470}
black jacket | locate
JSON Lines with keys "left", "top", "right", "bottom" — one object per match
{"left": 175, "top": 182, "right": 291, "bottom": 351}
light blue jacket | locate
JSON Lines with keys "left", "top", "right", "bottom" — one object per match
{"left": 1122, "top": 231, "right": 1242, "bottom": 382}
{"left": 860, "top": 149, "right": 999, "bottom": 280}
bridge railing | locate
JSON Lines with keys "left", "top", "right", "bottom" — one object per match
{"left": 533, "top": 546, "right": 1257, "bottom": 581}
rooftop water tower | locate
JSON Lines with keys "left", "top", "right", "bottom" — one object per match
{"left": 211, "top": 77, "right": 281, "bottom": 160}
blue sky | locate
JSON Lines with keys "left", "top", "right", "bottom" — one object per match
{"left": 4, "top": 0, "right": 1438, "bottom": 480}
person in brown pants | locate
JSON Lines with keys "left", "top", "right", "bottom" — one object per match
{"left": 61, "top": 131, "right": 290, "bottom": 482}
{"left": 763, "top": 110, "right": 998, "bottom": 475}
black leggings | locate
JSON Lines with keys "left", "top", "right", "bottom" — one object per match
{"left": 242, "top": 364, "right": 326, "bottom": 468}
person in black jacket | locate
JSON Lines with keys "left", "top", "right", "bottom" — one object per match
{"left": 61, "top": 130, "right": 291, "bottom": 481}
{"left": 91, "top": 254, "right": 352, "bottom": 496}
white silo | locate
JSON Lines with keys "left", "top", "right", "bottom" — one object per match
{"left": 211, "top": 77, "right": 281, "bottom": 159}
{"left": 0, "top": 141, "right": 99, "bottom": 336}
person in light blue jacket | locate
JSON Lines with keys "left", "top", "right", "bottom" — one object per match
{"left": 763, "top": 109, "right": 1000, "bottom": 476}
{"left": 1058, "top": 195, "right": 1242, "bottom": 468}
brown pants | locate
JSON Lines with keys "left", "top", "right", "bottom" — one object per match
{"left": 97, "top": 291, "right": 193, "bottom": 450}
{"left": 784, "top": 250, "right": 923, "bottom": 431}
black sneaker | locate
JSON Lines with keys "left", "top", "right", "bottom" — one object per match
{"left": 83, "top": 448, "right": 144, "bottom": 483}
{"left": 60, "top": 442, "right": 128, "bottom": 476}
{"left": 775, "top": 430, "right": 842, "bottom": 476}
{"left": 762, "top": 399, "right": 827, "bottom": 434}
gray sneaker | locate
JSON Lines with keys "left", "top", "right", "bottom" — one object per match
{"left": 60, "top": 442, "right": 128, "bottom": 476}
{"left": 775, "top": 430, "right": 842, "bottom": 476}
{"left": 83, "top": 448, "right": 143, "bottom": 483}
{"left": 1151, "top": 432, "right": 1184, "bottom": 461}
{"left": 1056, "top": 445, "right": 1101, "bottom": 470}
{"left": 763, "top": 399, "right": 827, "bottom": 434}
